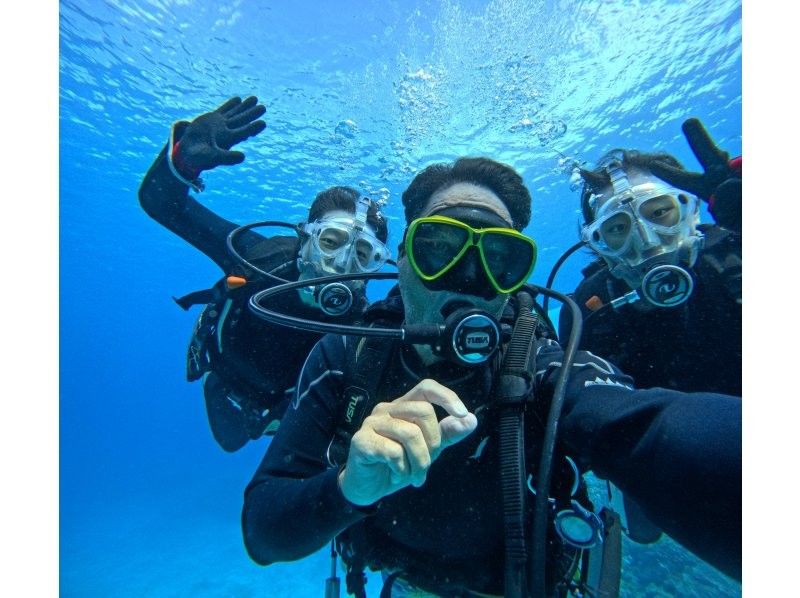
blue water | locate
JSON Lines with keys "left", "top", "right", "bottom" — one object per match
{"left": 60, "top": 0, "right": 741, "bottom": 596}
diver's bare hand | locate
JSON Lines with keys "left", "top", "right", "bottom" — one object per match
{"left": 338, "top": 379, "right": 478, "bottom": 507}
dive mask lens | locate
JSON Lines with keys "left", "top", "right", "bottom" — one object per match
{"left": 306, "top": 218, "right": 390, "bottom": 274}
{"left": 406, "top": 216, "right": 537, "bottom": 294}
{"left": 352, "top": 231, "right": 390, "bottom": 272}
{"left": 586, "top": 211, "right": 634, "bottom": 256}
{"left": 637, "top": 194, "right": 682, "bottom": 230}
{"left": 315, "top": 224, "right": 351, "bottom": 255}
{"left": 408, "top": 219, "right": 471, "bottom": 278}
{"left": 479, "top": 231, "right": 537, "bottom": 292}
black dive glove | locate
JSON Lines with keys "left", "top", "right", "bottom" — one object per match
{"left": 648, "top": 118, "right": 742, "bottom": 232}
{"left": 168, "top": 96, "right": 267, "bottom": 191}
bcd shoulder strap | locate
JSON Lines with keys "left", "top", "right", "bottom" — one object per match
{"left": 327, "top": 327, "right": 400, "bottom": 468}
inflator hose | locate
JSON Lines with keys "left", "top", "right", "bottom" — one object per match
{"left": 528, "top": 285, "right": 584, "bottom": 597}
{"left": 497, "top": 291, "right": 538, "bottom": 596}
{"left": 226, "top": 220, "right": 302, "bottom": 284}
{"left": 542, "top": 240, "right": 585, "bottom": 315}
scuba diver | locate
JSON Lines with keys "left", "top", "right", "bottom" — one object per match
{"left": 557, "top": 118, "right": 742, "bottom": 397}
{"left": 550, "top": 118, "right": 741, "bottom": 547}
{"left": 138, "top": 96, "right": 391, "bottom": 452}
{"left": 241, "top": 157, "right": 741, "bottom": 597}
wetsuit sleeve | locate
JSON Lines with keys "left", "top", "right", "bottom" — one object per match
{"left": 242, "top": 334, "right": 372, "bottom": 565}
{"left": 138, "top": 143, "right": 264, "bottom": 271}
{"left": 536, "top": 342, "right": 742, "bottom": 579}
{"left": 564, "top": 385, "right": 741, "bottom": 579}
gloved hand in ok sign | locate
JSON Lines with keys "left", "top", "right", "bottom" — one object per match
{"left": 648, "top": 118, "right": 741, "bottom": 232}
{"left": 169, "top": 96, "right": 267, "bottom": 191}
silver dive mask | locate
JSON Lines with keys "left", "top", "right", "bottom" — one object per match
{"left": 581, "top": 162, "right": 703, "bottom": 307}
{"left": 297, "top": 197, "right": 390, "bottom": 314}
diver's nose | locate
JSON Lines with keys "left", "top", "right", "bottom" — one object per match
{"left": 460, "top": 248, "right": 480, "bottom": 282}
{"left": 447, "top": 247, "right": 496, "bottom": 300}
{"left": 632, "top": 216, "right": 661, "bottom": 249}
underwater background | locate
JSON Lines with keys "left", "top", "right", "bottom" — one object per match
{"left": 59, "top": 0, "right": 742, "bottom": 596}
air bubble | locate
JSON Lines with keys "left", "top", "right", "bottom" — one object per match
{"left": 334, "top": 119, "right": 359, "bottom": 140}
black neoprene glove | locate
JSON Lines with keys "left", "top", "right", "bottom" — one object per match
{"left": 648, "top": 118, "right": 742, "bottom": 232}
{"left": 169, "top": 96, "right": 267, "bottom": 190}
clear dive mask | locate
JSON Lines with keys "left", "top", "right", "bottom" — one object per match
{"left": 299, "top": 199, "right": 390, "bottom": 276}
{"left": 582, "top": 182, "right": 699, "bottom": 263}
{"left": 296, "top": 198, "right": 390, "bottom": 315}
{"left": 581, "top": 164, "right": 702, "bottom": 307}
{"left": 302, "top": 218, "right": 388, "bottom": 273}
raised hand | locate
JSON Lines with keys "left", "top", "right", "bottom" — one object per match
{"left": 171, "top": 96, "right": 267, "bottom": 182}
{"left": 338, "top": 379, "right": 478, "bottom": 507}
{"left": 648, "top": 118, "right": 741, "bottom": 230}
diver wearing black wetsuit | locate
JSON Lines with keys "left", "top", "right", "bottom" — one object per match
{"left": 559, "top": 223, "right": 741, "bottom": 395}
{"left": 243, "top": 296, "right": 742, "bottom": 591}
{"left": 138, "top": 96, "right": 389, "bottom": 451}
{"left": 559, "top": 120, "right": 742, "bottom": 397}
{"left": 242, "top": 156, "right": 741, "bottom": 595}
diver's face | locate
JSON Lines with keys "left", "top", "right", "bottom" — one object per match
{"left": 598, "top": 193, "right": 680, "bottom": 252}
{"left": 595, "top": 170, "right": 676, "bottom": 245}
{"left": 596, "top": 188, "right": 682, "bottom": 252}
{"left": 297, "top": 209, "right": 381, "bottom": 281}
{"left": 588, "top": 168, "right": 700, "bottom": 296}
{"left": 296, "top": 208, "right": 383, "bottom": 309}
{"left": 399, "top": 183, "right": 513, "bottom": 364}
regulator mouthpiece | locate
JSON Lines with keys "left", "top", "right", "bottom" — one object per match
{"left": 447, "top": 311, "right": 503, "bottom": 365}
{"left": 402, "top": 308, "right": 506, "bottom": 366}
{"left": 640, "top": 264, "right": 694, "bottom": 307}
{"left": 300, "top": 282, "right": 354, "bottom": 316}
{"left": 606, "top": 264, "right": 695, "bottom": 311}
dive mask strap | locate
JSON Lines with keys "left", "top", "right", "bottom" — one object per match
{"left": 605, "top": 160, "right": 631, "bottom": 198}
{"left": 354, "top": 197, "right": 370, "bottom": 233}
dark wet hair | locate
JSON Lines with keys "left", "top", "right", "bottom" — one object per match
{"left": 401, "top": 157, "right": 531, "bottom": 231}
{"left": 580, "top": 149, "right": 685, "bottom": 225}
{"left": 308, "top": 185, "right": 388, "bottom": 243}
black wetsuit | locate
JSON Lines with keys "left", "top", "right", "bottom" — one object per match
{"left": 242, "top": 296, "right": 742, "bottom": 592}
{"left": 139, "top": 145, "right": 363, "bottom": 449}
{"left": 559, "top": 224, "right": 742, "bottom": 396}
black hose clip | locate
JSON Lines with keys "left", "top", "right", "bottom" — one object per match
{"left": 494, "top": 371, "right": 534, "bottom": 407}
